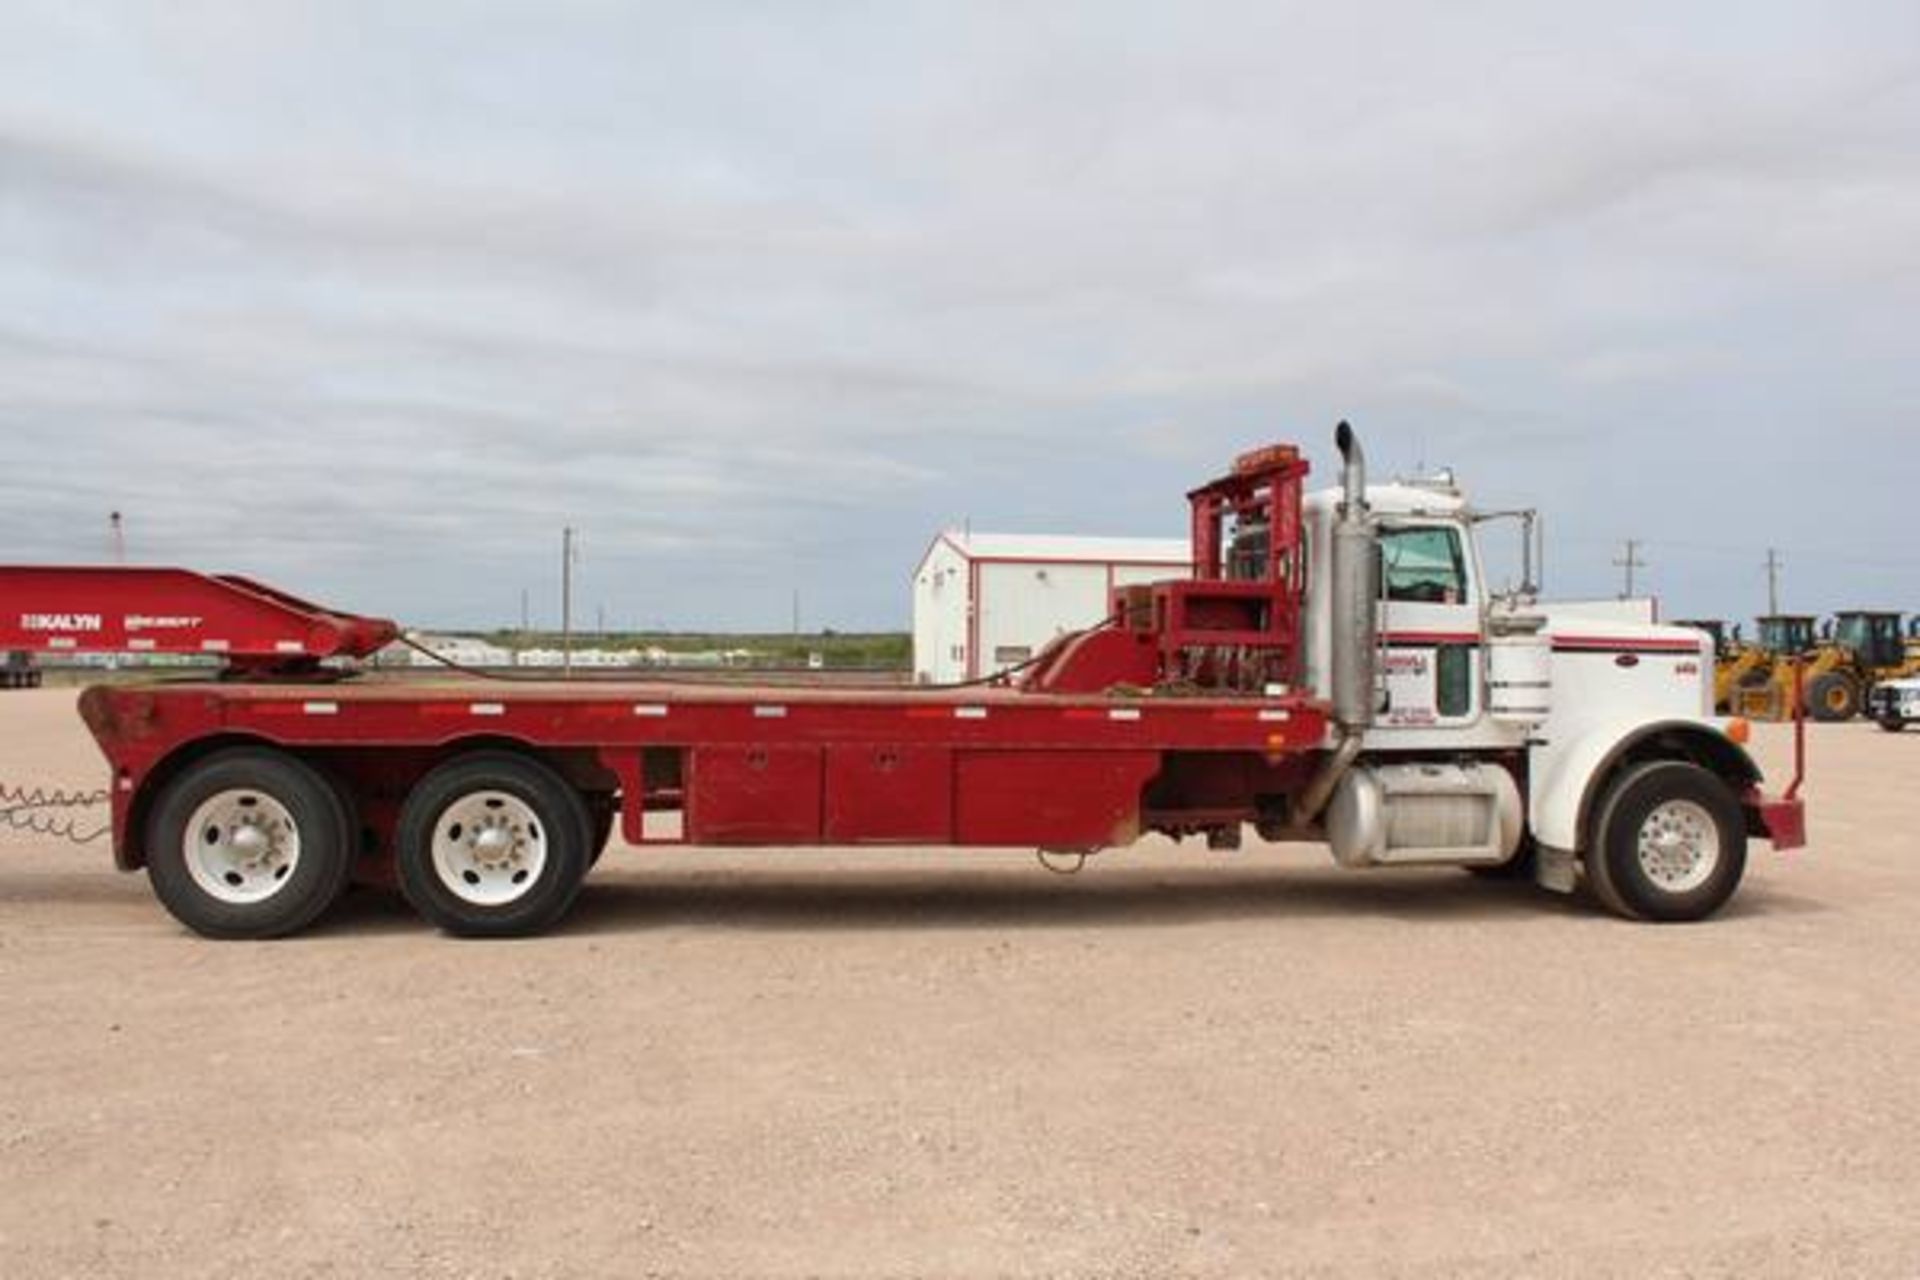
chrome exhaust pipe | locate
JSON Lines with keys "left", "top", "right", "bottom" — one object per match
{"left": 1300, "top": 421, "right": 1378, "bottom": 826}
{"left": 1329, "top": 420, "right": 1376, "bottom": 733}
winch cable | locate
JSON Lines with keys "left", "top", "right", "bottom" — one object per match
{"left": 0, "top": 781, "right": 111, "bottom": 845}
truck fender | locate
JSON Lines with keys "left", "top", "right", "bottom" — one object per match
{"left": 1528, "top": 718, "right": 1761, "bottom": 853}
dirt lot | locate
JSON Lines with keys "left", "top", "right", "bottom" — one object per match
{"left": 1, "top": 688, "right": 1916, "bottom": 1278}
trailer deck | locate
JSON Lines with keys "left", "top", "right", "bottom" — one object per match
{"left": 80, "top": 675, "right": 1332, "bottom": 871}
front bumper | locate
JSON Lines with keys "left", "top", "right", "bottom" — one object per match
{"left": 1744, "top": 787, "right": 1806, "bottom": 850}
{"left": 1867, "top": 689, "right": 1920, "bottom": 722}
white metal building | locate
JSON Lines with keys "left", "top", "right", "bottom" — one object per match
{"left": 911, "top": 532, "right": 1191, "bottom": 684}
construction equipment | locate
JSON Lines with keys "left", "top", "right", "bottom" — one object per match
{"left": 1733, "top": 611, "right": 1920, "bottom": 722}
{"left": 0, "top": 423, "right": 1805, "bottom": 939}
{"left": 1816, "top": 610, "right": 1920, "bottom": 720}
{"left": 1728, "top": 616, "right": 1813, "bottom": 720}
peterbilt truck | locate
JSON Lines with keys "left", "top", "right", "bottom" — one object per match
{"left": 0, "top": 424, "right": 1803, "bottom": 938}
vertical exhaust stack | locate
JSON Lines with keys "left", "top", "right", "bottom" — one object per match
{"left": 1293, "top": 421, "right": 1376, "bottom": 828}
{"left": 1329, "top": 420, "right": 1377, "bottom": 732}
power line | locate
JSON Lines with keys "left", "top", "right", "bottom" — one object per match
{"left": 1613, "top": 538, "right": 1647, "bottom": 599}
{"left": 1560, "top": 533, "right": 1920, "bottom": 572}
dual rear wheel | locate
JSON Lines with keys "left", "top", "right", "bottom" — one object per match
{"left": 146, "top": 748, "right": 604, "bottom": 939}
{"left": 395, "top": 752, "right": 593, "bottom": 938}
{"left": 146, "top": 749, "right": 356, "bottom": 940}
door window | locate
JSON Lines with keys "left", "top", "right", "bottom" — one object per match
{"left": 1380, "top": 525, "right": 1467, "bottom": 604}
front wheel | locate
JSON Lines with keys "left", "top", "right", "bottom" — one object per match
{"left": 144, "top": 748, "right": 355, "bottom": 939}
{"left": 396, "top": 752, "right": 591, "bottom": 937}
{"left": 1806, "top": 672, "right": 1859, "bottom": 722}
{"left": 1585, "top": 761, "right": 1747, "bottom": 922}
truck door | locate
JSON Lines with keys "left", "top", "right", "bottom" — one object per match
{"left": 1377, "top": 521, "right": 1481, "bottom": 729}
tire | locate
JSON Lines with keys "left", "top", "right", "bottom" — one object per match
{"left": 1880, "top": 718, "right": 1908, "bottom": 733}
{"left": 1585, "top": 761, "right": 1747, "bottom": 923}
{"left": 144, "top": 748, "right": 355, "bottom": 939}
{"left": 1806, "top": 672, "right": 1859, "bottom": 722}
{"left": 584, "top": 791, "right": 616, "bottom": 869}
{"left": 396, "top": 751, "right": 591, "bottom": 937}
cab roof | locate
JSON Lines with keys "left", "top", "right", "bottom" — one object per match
{"left": 1306, "top": 481, "right": 1469, "bottom": 518}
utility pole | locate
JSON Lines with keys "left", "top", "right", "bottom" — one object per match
{"left": 109, "top": 511, "right": 125, "bottom": 564}
{"left": 561, "top": 526, "right": 576, "bottom": 677}
{"left": 596, "top": 604, "right": 605, "bottom": 637}
{"left": 791, "top": 588, "right": 801, "bottom": 640}
{"left": 1765, "top": 547, "right": 1782, "bottom": 616}
{"left": 520, "top": 587, "right": 530, "bottom": 634}
{"left": 1613, "top": 538, "right": 1646, "bottom": 599}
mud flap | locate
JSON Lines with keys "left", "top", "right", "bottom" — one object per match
{"left": 1534, "top": 844, "right": 1578, "bottom": 894}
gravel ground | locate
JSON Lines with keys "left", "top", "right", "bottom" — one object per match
{"left": 1, "top": 687, "right": 1916, "bottom": 1278}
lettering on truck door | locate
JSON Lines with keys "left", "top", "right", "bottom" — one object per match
{"left": 1377, "top": 521, "right": 1480, "bottom": 728}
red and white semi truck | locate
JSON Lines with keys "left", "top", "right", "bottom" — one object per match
{"left": 0, "top": 424, "right": 1804, "bottom": 938}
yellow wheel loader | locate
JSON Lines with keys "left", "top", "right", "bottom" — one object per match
{"left": 1731, "top": 615, "right": 1824, "bottom": 721}
{"left": 1818, "top": 610, "right": 1920, "bottom": 720}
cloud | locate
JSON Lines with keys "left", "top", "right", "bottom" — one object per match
{"left": 1, "top": 1, "right": 1917, "bottom": 628}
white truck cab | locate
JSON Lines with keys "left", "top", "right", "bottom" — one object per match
{"left": 1298, "top": 454, "right": 1804, "bottom": 920}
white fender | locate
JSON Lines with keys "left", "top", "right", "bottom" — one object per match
{"left": 1528, "top": 715, "right": 1758, "bottom": 852}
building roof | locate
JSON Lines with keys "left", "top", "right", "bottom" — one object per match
{"left": 925, "top": 530, "right": 1192, "bottom": 569}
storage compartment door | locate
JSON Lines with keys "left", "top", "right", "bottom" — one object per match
{"left": 824, "top": 745, "right": 954, "bottom": 843}
{"left": 687, "top": 745, "right": 824, "bottom": 845}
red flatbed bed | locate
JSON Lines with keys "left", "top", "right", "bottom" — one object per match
{"left": 6, "top": 440, "right": 1362, "bottom": 938}
{"left": 79, "top": 675, "right": 1331, "bottom": 871}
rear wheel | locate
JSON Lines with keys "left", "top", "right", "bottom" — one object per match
{"left": 1585, "top": 761, "right": 1746, "bottom": 922}
{"left": 1880, "top": 718, "right": 1908, "bottom": 733}
{"left": 144, "top": 748, "right": 354, "bottom": 939}
{"left": 1806, "top": 672, "right": 1859, "bottom": 722}
{"left": 397, "top": 752, "right": 591, "bottom": 937}
{"left": 584, "top": 791, "right": 616, "bottom": 868}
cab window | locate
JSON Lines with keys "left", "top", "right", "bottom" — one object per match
{"left": 1380, "top": 525, "right": 1467, "bottom": 604}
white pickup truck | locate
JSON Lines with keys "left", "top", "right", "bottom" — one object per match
{"left": 1868, "top": 677, "right": 1920, "bottom": 731}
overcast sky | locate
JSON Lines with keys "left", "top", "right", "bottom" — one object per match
{"left": 2, "top": 2, "right": 1916, "bottom": 631}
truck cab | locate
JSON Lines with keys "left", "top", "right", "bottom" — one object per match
{"left": 1301, "top": 461, "right": 1797, "bottom": 918}
{"left": 1831, "top": 610, "right": 1906, "bottom": 671}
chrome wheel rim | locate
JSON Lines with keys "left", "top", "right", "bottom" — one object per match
{"left": 1636, "top": 798, "right": 1718, "bottom": 893}
{"left": 430, "top": 790, "right": 548, "bottom": 906}
{"left": 184, "top": 789, "right": 302, "bottom": 905}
